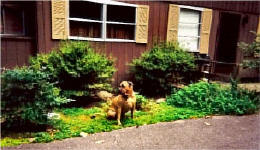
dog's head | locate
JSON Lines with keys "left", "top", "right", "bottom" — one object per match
{"left": 119, "top": 81, "right": 133, "bottom": 96}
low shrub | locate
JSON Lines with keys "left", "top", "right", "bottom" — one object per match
{"left": 30, "top": 41, "right": 116, "bottom": 98}
{"left": 166, "top": 81, "right": 260, "bottom": 115}
{"left": 34, "top": 132, "right": 53, "bottom": 143}
{"left": 130, "top": 42, "right": 197, "bottom": 96}
{"left": 238, "top": 32, "right": 260, "bottom": 69}
{"left": 135, "top": 94, "right": 148, "bottom": 110}
{"left": 1, "top": 67, "right": 69, "bottom": 128}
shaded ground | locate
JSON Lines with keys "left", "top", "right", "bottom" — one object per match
{"left": 238, "top": 83, "right": 260, "bottom": 92}
{"left": 216, "top": 82, "right": 260, "bottom": 93}
{"left": 3, "top": 113, "right": 260, "bottom": 150}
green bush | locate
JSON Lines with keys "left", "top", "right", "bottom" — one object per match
{"left": 135, "top": 94, "right": 148, "bottom": 110}
{"left": 34, "top": 132, "right": 53, "bottom": 143}
{"left": 166, "top": 81, "right": 260, "bottom": 115}
{"left": 30, "top": 41, "right": 116, "bottom": 98}
{"left": 1, "top": 67, "right": 69, "bottom": 128}
{"left": 238, "top": 32, "right": 260, "bottom": 69}
{"left": 130, "top": 42, "right": 197, "bottom": 96}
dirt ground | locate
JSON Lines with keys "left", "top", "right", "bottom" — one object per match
{"left": 3, "top": 112, "right": 260, "bottom": 150}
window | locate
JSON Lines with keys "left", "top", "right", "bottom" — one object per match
{"left": 178, "top": 7, "right": 202, "bottom": 52}
{"left": 69, "top": 0, "right": 137, "bottom": 42}
{"left": 1, "top": 4, "right": 25, "bottom": 36}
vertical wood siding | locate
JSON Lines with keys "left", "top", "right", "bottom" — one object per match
{"left": 1, "top": 38, "right": 35, "bottom": 69}
{"left": 28, "top": 1, "right": 260, "bottom": 83}
{"left": 34, "top": 1, "right": 170, "bottom": 86}
{"left": 237, "top": 14, "right": 259, "bottom": 78}
{"left": 173, "top": 1, "right": 260, "bottom": 15}
{"left": 2, "top": 1, "right": 259, "bottom": 82}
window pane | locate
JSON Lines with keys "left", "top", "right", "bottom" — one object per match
{"left": 70, "top": 21, "right": 102, "bottom": 38}
{"left": 179, "top": 8, "right": 200, "bottom": 24}
{"left": 107, "top": 24, "right": 135, "bottom": 40}
{"left": 178, "top": 8, "right": 201, "bottom": 52}
{"left": 1, "top": 7, "right": 24, "bottom": 35}
{"left": 178, "top": 23, "right": 200, "bottom": 37}
{"left": 69, "top": 1, "right": 102, "bottom": 20}
{"left": 107, "top": 5, "right": 135, "bottom": 23}
{"left": 178, "top": 37, "right": 199, "bottom": 52}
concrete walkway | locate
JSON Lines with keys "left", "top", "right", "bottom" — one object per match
{"left": 3, "top": 113, "right": 260, "bottom": 150}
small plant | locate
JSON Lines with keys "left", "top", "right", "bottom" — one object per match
{"left": 1, "top": 67, "right": 69, "bottom": 128}
{"left": 30, "top": 41, "right": 116, "bottom": 98}
{"left": 34, "top": 132, "right": 53, "bottom": 143}
{"left": 238, "top": 32, "right": 260, "bottom": 69}
{"left": 166, "top": 81, "right": 260, "bottom": 115}
{"left": 130, "top": 42, "right": 197, "bottom": 96}
{"left": 135, "top": 94, "right": 148, "bottom": 110}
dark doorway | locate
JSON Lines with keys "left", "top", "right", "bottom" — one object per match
{"left": 215, "top": 12, "right": 241, "bottom": 75}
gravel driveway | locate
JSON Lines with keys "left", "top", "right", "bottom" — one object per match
{"left": 3, "top": 113, "right": 260, "bottom": 150}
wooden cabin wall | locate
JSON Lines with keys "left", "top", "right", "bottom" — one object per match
{"left": 172, "top": 1, "right": 260, "bottom": 15}
{"left": 237, "top": 14, "right": 259, "bottom": 78}
{"left": 1, "top": 38, "right": 35, "bottom": 68}
{"left": 36, "top": 1, "right": 170, "bottom": 86}
{"left": 2, "top": 1, "right": 259, "bottom": 83}
{"left": 1, "top": 1, "right": 36, "bottom": 69}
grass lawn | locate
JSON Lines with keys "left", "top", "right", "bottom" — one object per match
{"left": 1, "top": 101, "right": 207, "bottom": 147}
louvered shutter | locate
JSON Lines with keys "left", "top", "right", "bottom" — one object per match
{"left": 166, "top": 4, "right": 179, "bottom": 42}
{"left": 256, "top": 16, "right": 260, "bottom": 41}
{"left": 51, "top": 0, "right": 69, "bottom": 39}
{"left": 199, "top": 9, "right": 212, "bottom": 54}
{"left": 136, "top": 5, "right": 149, "bottom": 43}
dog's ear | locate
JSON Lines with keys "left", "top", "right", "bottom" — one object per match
{"left": 128, "top": 81, "right": 133, "bottom": 87}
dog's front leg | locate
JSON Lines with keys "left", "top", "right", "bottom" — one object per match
{"left": 117, "top": 108, "right": 122, "bottom": 126}
{"left": 131, "top": 107, "right": 135, "bottom": 119}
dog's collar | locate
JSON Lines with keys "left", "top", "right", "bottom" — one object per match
{"left": 122, "top": 93, "right": 129, "bottom": 100}
{"left": 119, "top": 90, "right": 128, "bottom": 99}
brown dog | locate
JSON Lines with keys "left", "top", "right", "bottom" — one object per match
{"left": 107, "top": 81, "right": 136, "bottom": 125}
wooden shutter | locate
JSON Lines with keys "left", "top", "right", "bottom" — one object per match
{"left": 166, "top": 4, "right": 179, "bottom": 42}
{"left": 51, "top": 0, "right": 68, "bottom": 39}
{"left": 136, "top": 5, "right": 149, "bottom": 43}
{"left": 199, "top": 8, "right": 212, "bottom": 54}
{"left": 256, "top": 16, "right": 260, "bottom": 41}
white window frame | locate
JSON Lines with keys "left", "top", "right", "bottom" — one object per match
{"left": 68, "top": 0, "right": 137, "bottom": 42}
{"left": 178, "top": 5, "right": 204, "bottom": 52}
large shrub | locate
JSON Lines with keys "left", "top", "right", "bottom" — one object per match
{"left": 1, "top": 67, "right": 69, "bottom": 128}
{"left": 166, "top": 81, "right": 260, "bottom": 115}
{"left": 30, "top": 41, "right": 116, "bottom": 97}
{"left": 130, "top": 42, "right": 197, "bottom": 96}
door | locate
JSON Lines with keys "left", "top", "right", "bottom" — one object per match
{"left": 214, "top": 12, "right": 241, "bottom": 75}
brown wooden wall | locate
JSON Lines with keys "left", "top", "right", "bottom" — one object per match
{"left": 1, "top": 1, "right": 36, "bottom": 69}
{"left": 36, "top": 1, "right": 171, "bottom": 86}
{"left": 1, "top": 37, "right": 35, "bottom": 69}
{"left": 2, "top": 1, "right": 259, "bottom": 83}
{"left": 173, "top": 1, "right": 260, "bottom": 15}
{"left": 237, "top": 13, "right": 259, "bottom": 78}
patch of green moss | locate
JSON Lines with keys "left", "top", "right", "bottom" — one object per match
{"left": 4, "top": 101, "right": 207, "bottom": 146}
{"left": 1, "top": 137, "right": 30, "bottom": 147}
{"left": 34, "top": 101, "right": 205, "bottom": 142}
